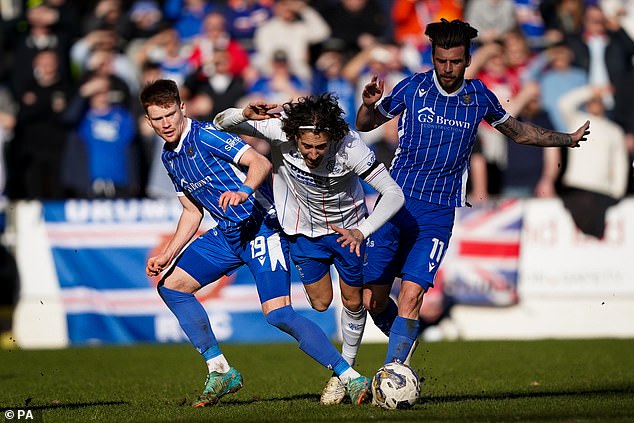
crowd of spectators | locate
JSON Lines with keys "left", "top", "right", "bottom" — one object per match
{"left": 0, "top": 0, "right": 632, "bottom": 209}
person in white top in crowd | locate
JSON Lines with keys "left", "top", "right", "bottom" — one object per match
{"left": 558, "top": 84, "right": 629, "bottom": 238}
{"left": 252, "top": 0, "right": 331, "bottom": 83}
{"left": 214, "top": 93, "right": 404, "bottom": 404}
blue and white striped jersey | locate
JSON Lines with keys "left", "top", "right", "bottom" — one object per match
{"left": 377, "top": 69, "right": 510, "bottom": 207}
{"left": 161, "top": 118, "right": 275, "bottom": 230}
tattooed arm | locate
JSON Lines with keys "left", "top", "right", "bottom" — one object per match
{"left": 496, "top": 116, "right": 590, "bottom": 148}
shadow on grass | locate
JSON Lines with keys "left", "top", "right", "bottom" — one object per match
{"left": 187, "top": 385, "right": 634, "bottom": 407}
{"left": 423, "top": 384, "right": 634, "bottom": 404}
{"left": 176, "top": 393, "right": 322, "bottom": 407}
{"left": 0, "top": 401, "right": 126, "bottom": 411}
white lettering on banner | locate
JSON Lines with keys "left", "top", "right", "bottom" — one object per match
{"left": 209, "top": 312, "right": 232, "bottom": 340}
{"left": 525, "top": 270, "right": 625, "bottom": 287}
{"left": 155, "top": 311, "right": 233, "bottom": 342}
{"left": 523, "top": 218, "right": 558, "bottom": 244}
{"left": 155, "top": 314, "right": 188, "bottom": 343}
{"left": 519, "top": 199, "right": 634, "bottom": 296}
{"left": 65, "top": 199, "right": 182, "bottom": 223}
{"left": 139, "top": 200, "right": 182, "bottom": 221}
{"left": 524, "top": 214, "right": 626, "bottom": 246}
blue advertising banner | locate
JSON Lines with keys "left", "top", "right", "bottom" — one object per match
{"left": 43, "top": 199, "right": 337, "bottom": 345}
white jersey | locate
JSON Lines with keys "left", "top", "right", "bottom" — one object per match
{"left": 214, "top": 108, "right": 404, "bottom": 238}
{"left": 251, "top": 118, "right": 374, "bottom": 237}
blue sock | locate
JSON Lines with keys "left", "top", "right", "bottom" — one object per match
{"left": 385, "top": 316, "right": 420, "bottom": 364}
{"left": 370, "top": 297, "right": 398, "bottom": 337}
{"left": 266, "top": 305, "right": 349, "bottom": 375}
{"left": 158, "top": 285, "right": 219, "bottom": 360}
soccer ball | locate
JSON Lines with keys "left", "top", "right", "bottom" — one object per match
{"left": 371, "top": 362, "right": 421, "bottom": 409}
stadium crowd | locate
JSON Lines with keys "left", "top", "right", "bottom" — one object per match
{"left": 0, "top": 0, "right": 632, "bottom": 206}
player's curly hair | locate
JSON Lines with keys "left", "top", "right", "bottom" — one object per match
{"left": 425, "top": 18, "right": 479, "bottom": 56}
{"left": 281, "top": 93, "right": 349, "bottom": 144}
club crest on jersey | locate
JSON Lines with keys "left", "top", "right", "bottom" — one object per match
{"left": 461, "top": 94, "right": 472, "bottom": 105}
{"left": 187, "top": 146, "right": 196, "bottom": 157}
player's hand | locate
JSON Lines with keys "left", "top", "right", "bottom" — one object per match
{"left": 244, "top": 102, "right": 282, "bottom": 120}
{"left": 219, "top": 190, "right": 249, "bottom": 212}
{"left": 146, "top": 253, "right": 170, "bottom": 277}
{"left": 569, "top": 120, "right": 590, "bottom": 147}
{"left": 331, "top": 224, "right": 365, "bottom": 257}
{"left": 361, "top": 75, "right": 384, "bottom": 107}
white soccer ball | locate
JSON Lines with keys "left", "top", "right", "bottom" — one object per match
{"left": 371, "top": 362, "right": 421, "bottom": 409}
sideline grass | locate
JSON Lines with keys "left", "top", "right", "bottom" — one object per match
{"left": 1, "top": 339, "right": 634, "bottom": 422}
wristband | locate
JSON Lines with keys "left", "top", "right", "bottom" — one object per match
{"left": 238, "top": 185, "right": 254, "bottom": 196}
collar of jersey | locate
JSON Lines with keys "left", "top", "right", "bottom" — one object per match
{"left": 171, "top": 118, "right": 192, "bottom": 153}
{"left": 432, "top": 70, "right": 465, "bottom": 97}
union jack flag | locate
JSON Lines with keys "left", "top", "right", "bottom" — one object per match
{"left": 441, "top": 199, "right": 523, "bottom": 306}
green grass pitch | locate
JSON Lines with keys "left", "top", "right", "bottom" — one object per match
{"left": 1, "top": 339, "right": 633, "bottom": 422}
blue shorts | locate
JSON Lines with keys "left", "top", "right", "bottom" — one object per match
{"left": 175, "top": 215, "right": 291, "bottom": 303}
{"left": 289, "top": 233, "right": 364, "bottom": 287}
{"left": 363, "top": 197, "right": 455, "bottom": 290}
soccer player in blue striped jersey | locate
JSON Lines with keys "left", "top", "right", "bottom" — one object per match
{"left": 213, "top": 93, "right": 405, "bottom": 404}
{"left": 355, "top": 19, "right": 590, "bottom": 366}
{"left": 140, "top": 80, "right": 372, "bottom": 407}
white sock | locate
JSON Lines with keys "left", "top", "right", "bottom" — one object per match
{"left": 340, "top": 305, "right": 367, "bottom": 366}
{"left": 206, "top": 354, "right": 230, "bottom": 374}
{"left": 338, "top": 367, "right": 361, "bottom": 384}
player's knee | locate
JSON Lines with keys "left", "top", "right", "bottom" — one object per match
{"left": 310, "top": 298, "right": 331, "bottom": 312}
{"left": 312, "top": 304, "right": 328, "bottom": 312}
{"left": 303, "top": 288, "right": 332, "bottom": 312}
{"left": 341, "top": 296, "right": 362, "bottom": 312}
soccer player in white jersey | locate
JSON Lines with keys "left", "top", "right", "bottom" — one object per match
{"left": 355, "top": 19, "right": 590, "bottom": 366}
{"left": 140, "top": 80, "right": 373, "bottom": 407}
{"left": 213, "top": 93, "right": 405, "bottom": 404}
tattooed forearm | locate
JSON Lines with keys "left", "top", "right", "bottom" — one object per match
{"left": 497, "top": 116, "right": 522, "bottom": 139}
{"left": 497, "top": 117, "right": 572, "bottom": 147}
{"left": 522, "top": 122, "right": 572, "bottom": 146}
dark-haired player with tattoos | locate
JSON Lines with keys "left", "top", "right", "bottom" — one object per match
{"left": 214, "top": 93, "right": 405, "bottom": 404}
{"left": 355, "top": 19, "right": 590, "bottom": 367}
